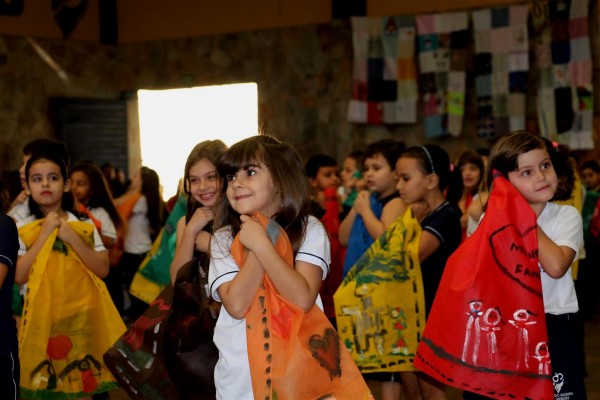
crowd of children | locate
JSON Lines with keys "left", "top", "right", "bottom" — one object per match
{"left": 0, "top": 130, "right": 595, "bottom": 399}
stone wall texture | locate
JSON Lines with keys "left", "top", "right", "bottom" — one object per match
{"left": 0, "top": 12, "right": 598, "bottom": 172}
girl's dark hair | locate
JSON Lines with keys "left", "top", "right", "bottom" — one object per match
{"left": 485, "top": 131, "right": 546, "bottom": 190}
{"left": 183, "top": 140, "right": 227, "bottom": 221}
{"left": 0, "top": 179, "right": 9, "bottom": 214}
{"left": 25, "top": 152, "right": 85, "bottom": 220}
{"left": 364, "top": 139, "right": 406, "bottom": 170}
{"left": 400, "top": 144, "right": 452, "bottom": 191}
{"left": 485, "top": 131, "right": 571, "bottom": 202}
{"left": 69, "top": 161, "right": 124, "bottom": 231}
{"left": 544, "top": 140, "right": 574, "bottom": 201}
{"left": 457, "top": 150, "right": 485, "bottom": 196}
{"left": 304, "top": 154, "right": 337, "bottom": 179}
{"left": 347, "top": 150, "right": 365, "bottom": 166}
{"left": 1, "top": 170, "right": 22, "bottom": 205}
{"left": 140, "top": 166, "right": 165, "bottom": 240}
{"left": 581, "top": 159, "right": 600, "bottom": 174}
{"left": 214, "top": 134, "right": 311, "bottom": 255}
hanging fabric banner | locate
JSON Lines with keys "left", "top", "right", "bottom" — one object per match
{"left": 348, "top": 16, "right": 418, "bottom": 125}
{"left": 472, "top": 5, "right": 529, "bottom": 139}
{"left": 414, "top": 174, "right": 553, "bottom": 399}
{"left": 415, "top": 11, "right": 469, "bottom": 138}
{"left": 531, "top": 0, "right": 593, "bottom": 150}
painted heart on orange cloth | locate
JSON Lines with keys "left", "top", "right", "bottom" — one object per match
{"left": 309, "top": 328, "right": 342, "bottom": 380}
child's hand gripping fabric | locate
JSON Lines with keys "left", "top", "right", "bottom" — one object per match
{"left": 231, "top": 213, "right": 373, "bottom": 400}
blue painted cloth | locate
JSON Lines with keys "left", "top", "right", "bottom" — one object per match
{"left": 342, "top": 192, "right": 383, "bottom": 278}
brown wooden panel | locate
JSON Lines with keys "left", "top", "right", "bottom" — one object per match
{"left": 368, "top": 0, "right": 535, "bottom": 16}
{"left": 117, "top": 0, "right": 331, "bottom": 42}
{"left": 0, "top": 0, "right": 100, "bottom": 41}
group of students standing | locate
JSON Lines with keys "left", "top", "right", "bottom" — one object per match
{"left": 0, "top": 130, "right": 591, "bottom": 399}
{"left": 305, "top": 132, "right": 588, "bottom": 399}
{"left": 0, "top": 138, "right": 167, "bottom": 399}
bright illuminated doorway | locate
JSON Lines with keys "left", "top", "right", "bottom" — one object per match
{"left": 137, "top": 83, "right": 258, "bottom": 200}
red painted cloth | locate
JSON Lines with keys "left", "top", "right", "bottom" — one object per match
{"left": 414, "top": 173, "right": 554, "bottom": 399}
{"left": 319, "top": 187, "right": 345, "bottom": 319}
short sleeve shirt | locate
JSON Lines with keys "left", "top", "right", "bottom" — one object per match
{"left": 421, "top": 201, "right": 462, "bottom": 316}
{"left": 89, "top": 206, "right": 117, "bottom": 240}
{"left": 538, "top": 202, "right": 583, "bottom": 314}
{"left": 208, "top": 216, "right": 330, "bottom": 400}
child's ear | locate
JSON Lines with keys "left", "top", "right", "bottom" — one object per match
{"left": 63, "top": 178, "right": 71, "bottom": 193}
{"left": 308, "top": 177, "right": 318, "bottom": 189}
{"left": 24, "top": 183, "right": 31, "bottom": 196}
{"left": 427, "top": 173, "right": 440, "bottom": 190}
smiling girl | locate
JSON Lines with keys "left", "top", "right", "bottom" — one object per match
{"left": 170, "top": 140, "right": 227, "bottom": 282}
{"left": 208, "top": 135, "right": 371, "bottom": 400}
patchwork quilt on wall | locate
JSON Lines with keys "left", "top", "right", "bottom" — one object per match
{"left": 348, "top": 16, "right": 418, "bottom": 124}
{"left": 472, "top": 5, "right": 530, "bottom": 139}
{"left": 415, "top": 12, "right": 469, "bottom": 138}
{"left": 531, "top": 0, "right": 594, "bottom": 150}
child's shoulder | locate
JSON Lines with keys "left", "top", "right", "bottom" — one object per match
{"left": 544, "top": 202, "right": 580, "bottom": 221}
{"left": 16, "top": 215, "right": 37, "bottom": 229}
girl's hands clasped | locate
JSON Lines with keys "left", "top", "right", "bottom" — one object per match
{"left": 238, "top": 214, "right": 270, "bottom": 252}
{"left": 187, "top": 207, "right": 215, "bottom": 234}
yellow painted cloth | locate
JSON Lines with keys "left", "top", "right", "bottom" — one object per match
{"left": 18, "top": 219, "right": 126, "bottom": 399}
{"left": 334, "top": 208, "right": 424, "bottom": 372}
{"left": 555, "top": 173, "right": 583, "bottom": 279}
{"left": 129, "top": 230, "right": 164, "bottom": 303}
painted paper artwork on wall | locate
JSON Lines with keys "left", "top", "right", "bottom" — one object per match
{"left": 334, "top": 209, "right": 425, "bottom": 373}
{"left": 348, "top": 16, "right": 418, "bottom": 124}
{"left": 472, "top": 5, "right": 529, "bottom": 139}
{"left": 415, "top": 11, "right": 468, "bottom": 138}
{"left": 531, "top": 0, "right": 593, "bottom": 150}
{"left": 414, "top": 175, "right": 553, "bottom": 399}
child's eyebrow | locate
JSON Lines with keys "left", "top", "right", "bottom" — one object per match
{"left": 242, "top": 163, "right": 260, "bottom": 170}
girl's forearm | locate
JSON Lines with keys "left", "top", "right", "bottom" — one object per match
{"left": 252, "top": 245, "right": 320, "bottom": 312}
{"left": 69, "top": 239, "right": 110, "bottom": 278}
{"left": 339, "top": 209, "right": 356, "bottom": 245}
{"left": 218, "top": 253, "right": 263, "bottom": 319}
{"left": 361, "top": 209, "right": 384, "bottom": 240}
{"left": 537, "top": 227, "right": 575, "bottom": 279}
{"left": 15, "top": 233, "right": 51, "bottom": 284}
{"left": 170, "top": 229, "right": 196, "bottom": 283}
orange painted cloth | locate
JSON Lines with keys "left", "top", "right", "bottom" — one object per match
{"left": 231, "top": 213, "right": 372, "bottom": 400}
{"left": 414, "top": 174, "right": 553, "bottom": 399}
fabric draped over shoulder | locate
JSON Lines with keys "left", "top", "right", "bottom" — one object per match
{"left": 414, "top": 174, "right": 554, "bottom": 399}
{"left": 18, "top": 219, "right": 126, "bottom": 399}
{"left": 232, "top": 213, "right": 372, "bottom": 400}
{"left": 334, "top": 208, "right": 424, "bottom": 372}
{"left": 130, "top": 194, "right": 188, "bottom": 303}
